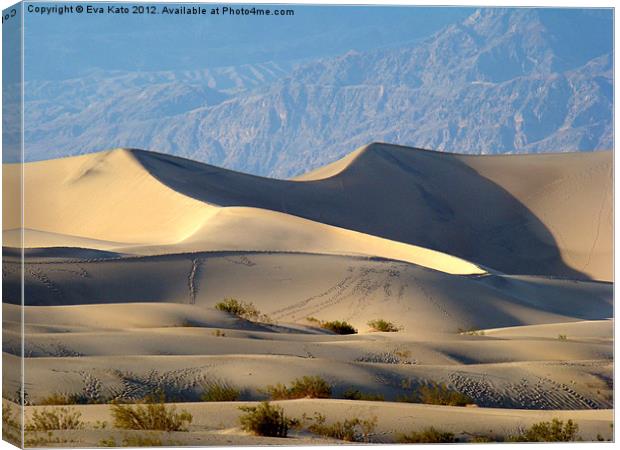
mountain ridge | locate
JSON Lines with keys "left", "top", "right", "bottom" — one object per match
{"left": 18, "top": 8, "right": 612, "bottom": 177}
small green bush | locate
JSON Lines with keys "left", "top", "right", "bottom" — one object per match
{"left": 508, "top": 418, "right": 579, "bottom": 442}
{"left": 320, "top": 320, "right": 357, "bottom": 335}
{"left": 38, "top": 392, "right": 93, "bottom": 405}
{"left": 2, "top": 403, "right": 21, "bottom": 445}
{"left": 201, "top": 380, "right": 240, "bottom": 402}
{"left": 215, "top": 298, "right": 250, "bottom": 315}
{"left": 418, "top": 382, "right": 473, "bottom": 406}
{"left": 367, "top": 319, "right": 400, "bottom": 332}
{"left": 265, "top": 376, "right": 332, "bottom": 400}
{"left": 306, "top": 317, "right": 358, "bottom": 334}
{"left": 305, "top": 412, "right": 377, "bottom": 442}
{"left": 25, "top": 407, "right": 84, "bottom": 431}
{"left": 342, "top": 388, "right": 384, "bottom": 401}
{"left": 111, "top": 402, "right": 192, "bottom": 431}
{"left": 397, "top": 427, "right": 457, "bottom": 443}
{"left": 39, "top": 393, "right": 72, "bottom": 405}
{"left": 238, "top": 402, "right": 290, "bottom": 437}
{"left": 215, "top": 297, "right": 272, "bottom": 322}
{"left": 289, "top": 376, "right": 332, "bottom": 398}
{"left": 263, "top": 383, "right": 290, "bottom": 400}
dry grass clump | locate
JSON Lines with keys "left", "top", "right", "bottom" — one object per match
{"left": 398, "top": 382, "right": 474, "bottom": 406}
{"left": 39, "top": 393, "right": 73, "bottom": 405}
{"left": 265, "top": 376, "right": 332, "bottom": 400}
{"left": 200, "top": 379, "right": 241, "bottom": 402}
{"left": 2, "top": 403, "right": 21, "bottom": 445}
{"left": 111, "top": 401, "right": 192, "bottom": 431}
{"left": 25, "top": 407, "right": 84, "bottom": 431}
{"left": 367, "top": 319, "right": 401, "bottom": 332}
{"left": 397, "top": 427, "right": 457, "bottom": 443}
{"left": 508, "top": 418, "right": 579, "bottom": 442}
{"left": 419, "top": 382, "right": 474, "bottom": 406}
{"left": 342, "top": 388, "right": 384, "bottom": 401}
{"left": 215, "top": 298, "right": 271, "bottom": 323}
{"left": 38, "top": 392, "right": 92, "bottom": 405}
{"left": 238, "top": 402, "right": 291, "bottom": 437}
{"left": 304, "top": 412, "right": 377, "bottom": 442}
{"left": 307, "top": 317, "right": 357, "bottom": 334}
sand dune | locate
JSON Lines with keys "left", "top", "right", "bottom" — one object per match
{"left": 3, "top": 149, "right": 217, "bottom": 244}
{"left": 4, "top": 149, "right": 485, "bottom": 275}
{"left": 131, "top": 144, "right": 612, "bottom": 280}
{"left": 8, "top": 399, "right": 612, "bottom": 445}
{"left": 3, "top": 253, "right": 611, "bottom": 331}
{"left": 2, "top": 144, "right": 613, "bottom": 445}
{"left": 5, "top": 144, "right": 612, "bottom": 279}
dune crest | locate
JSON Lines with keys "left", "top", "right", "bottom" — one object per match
{"left": 8, "top": 144, "right": 612, "bottom": 280}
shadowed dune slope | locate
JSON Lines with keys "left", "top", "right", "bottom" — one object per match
{"left": 4, "top": 143, "right": 612, "bottom": 280}
{"left": 3, "top": 252, "right": 612, "bottom": 332}
{"left": 133, "top": 144, "right": 612, "bottom": 280}
{"left": 3, "top": 149, "right": 484, "bottom": 275}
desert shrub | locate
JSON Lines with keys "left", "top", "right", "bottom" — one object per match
{"left": 558, "top": 334, "right": 568, "bottom": 341}
{"left": 111, "top": 402, "right": 192, "bottom": 431}
{"left": 38, "top": 392, "right": 92, "bottom": 405}
{"left": 367, "top": 319, "right": 400, "bottom": 332}
{"left": 418, "top": 382, "right": 473, "bottom": 406}
{"left": 39, "top": 393, "right": 71, "bottom": 405}
{"left": 508, "top": 418, "right": 579, "bottom": 442}
{"left": 215, "top": 297, "right": 271, "bottom": 322}
{"left": 211, "top": 329, "right": 226, "bottom": 337}
{"left": 201, "top": 380, "right": 240, "bottom": 402}
{"left": 238, "top": 402, "right": 290, "bottom": 437}
{"left": 2, "top": 403, "right": 21, "bottom": 445}
{"left": 25, "top": 407, "right": 84, "bottom": 431}
{"left": 320, "top": 320, "right": 357, "bottom": 335}
{"left": 265, "top": 376, "right": 332, "bottom": 400}
{"left": 397, "top": 427, "right": 457, "bottom": 443}
{"left": 305, "top": 412, "right": 377, "bottom": 442}
{"left": 263, "top": 383, "right": 290, "bottom": 400}
{"left": 306, "top": 317, "right": 358, "bottom": 334}
{"left": 289, "top": 376, "right": 332, "bottom": 398}
{"left": 216, "top": 298, "right": 252, "bottom": 316}
{"left": 342, "top": 388, "right": 384, "bottom": 401}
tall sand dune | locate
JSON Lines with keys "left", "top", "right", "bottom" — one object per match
{"left": 2, "top": 144, "right": 613, "bottom": 445}
{"left": 6, "top": 143, "right": 610, "bottom": 279}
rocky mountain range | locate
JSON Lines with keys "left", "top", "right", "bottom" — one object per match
{"left": 21, "top": 8, "right": 612, "bottom": 177}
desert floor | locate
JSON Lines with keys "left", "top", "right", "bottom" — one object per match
{"left": 2, "top": 144, "right": 613, "bottom": 446}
